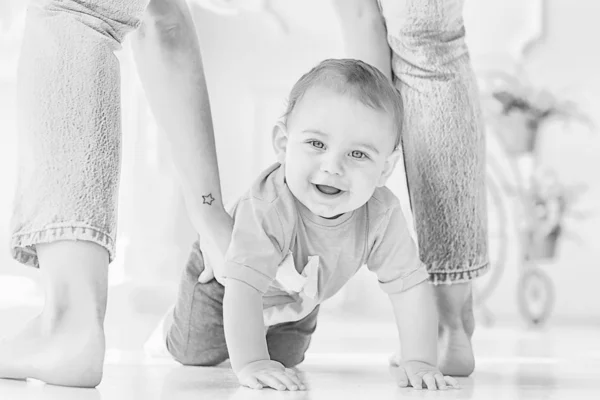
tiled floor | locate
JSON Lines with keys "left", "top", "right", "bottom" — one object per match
{"left": 1, "top": 283, "right": 600, "bottom": 400}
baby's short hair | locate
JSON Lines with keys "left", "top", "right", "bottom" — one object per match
{"left": 282, "top": 59, "right": 403, "bottom": 149}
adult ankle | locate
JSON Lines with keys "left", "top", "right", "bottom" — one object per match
{"left": 433, "top": 282, "right": 472, "bottom": 330}
{"left": 37, "top": 240, "right": 109, "bottom": 326}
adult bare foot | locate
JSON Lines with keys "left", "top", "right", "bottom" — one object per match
{"left": 434, "top": 282, "right": 475, "bottom": 377}
{"left": 0, "top": 314, "right": 105, "bottom": 387}
{"left": 0, "top": 240, "right": 109, "bottom": 387}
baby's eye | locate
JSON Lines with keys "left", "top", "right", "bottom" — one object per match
{"left": 350, "top": 150, "right": 367, "bottom": 159}
{"left": 309, "top": 140, "right": 325, "bottom": 149}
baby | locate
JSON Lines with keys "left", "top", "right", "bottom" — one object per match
{"left": 163, "top": 59, "right": 459, "bottom": 391}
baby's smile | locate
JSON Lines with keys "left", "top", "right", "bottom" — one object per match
{"left": 315, "top": 184, "right": 343, "bottom": 195}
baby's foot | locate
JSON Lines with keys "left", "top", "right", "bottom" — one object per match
{"left": 0, "top": 314, "right": 105, "bottom": 387}
{"left": 435, "top": 283, "right": 475, "bottom": 377}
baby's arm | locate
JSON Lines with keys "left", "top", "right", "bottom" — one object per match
{"left": 365, "top": 202, "right": 460, "bottom": 390}
{"left": 223, "top": 279, "right": 305, "bottom": 391}
{"left": 390, "top": 280, "right": 437, "bottom": 365}
{"left": 389, "top": 281, "right": 459, "bottom": 390}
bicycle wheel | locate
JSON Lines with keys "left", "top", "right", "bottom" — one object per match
{"left": 517, "top": 267, "right": 555, "bottom": 325}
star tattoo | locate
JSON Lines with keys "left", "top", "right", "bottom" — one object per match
{"left": 202, "top": 193, "right": 215, "bottom": 206}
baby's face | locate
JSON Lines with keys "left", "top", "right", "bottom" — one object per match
{"left": 280, "top": 86, "right": 399, "bottom": 219}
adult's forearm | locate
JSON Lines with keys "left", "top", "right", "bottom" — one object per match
{"left": 332, "top": 0, "right": 392, "bottom": 80}
{"left": 223, "top": 279, "right": 271, "bottom": 373}
{"left": 131, "top": 0, "right": 226, "bottom": 230}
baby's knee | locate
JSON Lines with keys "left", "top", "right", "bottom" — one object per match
{"left": 166, "top": 335, "right": 228, "bottom": 367}
{"left": 171, "top": 350, "right": 227, "bottom": 367}
{"left": 270, "top": 347, "right": 308, "bottom": 369}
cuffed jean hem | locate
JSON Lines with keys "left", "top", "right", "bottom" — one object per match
{"left": 11, "top": 224, "right": 115, "bottom": 268}
{"left": 428, "top": 261, "right": 490, "bottom": 286}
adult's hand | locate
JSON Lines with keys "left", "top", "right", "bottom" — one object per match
{"left": 193, "top": 209, "right": 233, "bottom": 284}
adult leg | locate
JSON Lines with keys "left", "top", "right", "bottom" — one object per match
{"left": 379, "top": 0, "right": 488, "bottom": 376}
{"left": 0, "top": 0, "right": 149, "bottom": 387}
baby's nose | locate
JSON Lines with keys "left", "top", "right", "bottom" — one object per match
{"left": 320, "top": 155, "right": 344, "bottom": 176}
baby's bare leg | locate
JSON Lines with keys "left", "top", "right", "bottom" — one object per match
{"left": 2, "top": 0, "right": 149, "bottom": 387}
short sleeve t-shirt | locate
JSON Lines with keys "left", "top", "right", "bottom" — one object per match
{"left": 219, "top": 163, "right": 429, "bottom": 326}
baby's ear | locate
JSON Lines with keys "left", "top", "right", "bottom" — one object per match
{"left": 272, "top": 121, "right": 289, "bottom": 164}
{"left": 377, "top": 148, "right": 402, "bottom": 187}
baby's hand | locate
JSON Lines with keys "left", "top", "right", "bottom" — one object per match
{"left": 389, "top": 357, "right": 460, "bottom": 391}
{"left": 237, "top": 360, "right": 306, "bottom": 391}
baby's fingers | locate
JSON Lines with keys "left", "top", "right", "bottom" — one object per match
{"left": 239, "top": 376, "right": 263, "bottom": 390}
{"left": 423, "top": 374, "right": 439, "bottom": 390}
{"left": 256, "top": 373, "right": 286, "bottom": 391}
{"left": 284, "top": 368, "right": 306, "bottom": 390}
{"left": 272, "top": 370, "right": 302, "bottom": 391}
{"left": 391, "top": 366, "right": 409, "bottom": 388}
{"left": 434, "top": 373, "right": 448, "bottom": 390}
{"left": 408, "top": 374, "right": 423, "bottom": 390}
{"left": 257, "top": 373, "right": 287, "bottom": 391}
{"left": 444, "top": 375, "right": 461, "bottom": 389}
{"left": 256, "top": 372, "right": 296, "bottom": 391}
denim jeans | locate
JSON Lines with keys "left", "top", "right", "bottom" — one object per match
{"left": 11, "top": 0, "right": 488, "bottom": 285}
{"left": 378, "top": 0, "right": 489, "bottom": 284}
{"left": 11, "top": 0, "right": 150, "bottom": 266}
{"left": 166, "top": 241, "right": 318, "bottom": 368}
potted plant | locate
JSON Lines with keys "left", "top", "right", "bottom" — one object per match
{"left": 480, "top": 71, "right": 590, "bottom": 155}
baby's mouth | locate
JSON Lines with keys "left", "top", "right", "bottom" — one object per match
{"left": 315, "top": 184, "right": 342, "bottom": 195}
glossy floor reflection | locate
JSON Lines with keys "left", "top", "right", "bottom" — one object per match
{"left": 1, "top": 286, "right": 600, "bottom": 400}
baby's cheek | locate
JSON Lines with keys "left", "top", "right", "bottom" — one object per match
{"left": 352, "top": 173, "right": 379, "bottom": 199}
{"left": 360, "top": 167, "right": 381, "bottom": 185}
